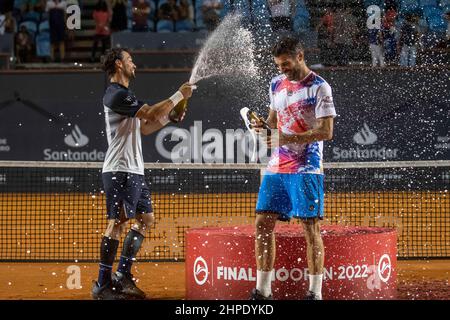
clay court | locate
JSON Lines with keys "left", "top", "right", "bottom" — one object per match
{"left": 0, "top": 164, "right": 449, "bottom": 300}
{"left": 0, "top": 260, "right": 448, "bottom": 300}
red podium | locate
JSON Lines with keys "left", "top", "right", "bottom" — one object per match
{"left": 186, "top": 224, "right": 397, "bottom": 300}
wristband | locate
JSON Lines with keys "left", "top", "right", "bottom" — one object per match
{"left": 169, "top": 91, "right": 184, "bottom": 107}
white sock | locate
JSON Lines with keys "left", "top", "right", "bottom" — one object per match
{"left": 309, "top": 274, "right": 323, "bottom": 298}
{"left": 256, "top": 270, "right": 273, "bottom": 297}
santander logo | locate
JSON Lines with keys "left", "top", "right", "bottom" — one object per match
{"left": 64, "top": 125, "right": 89, "bottom": 148}
{"left": 353, "top": 123, "right": 378, "bottom": 145}
{"left": 193, "top": 256, "right": 209, "bottom": 286}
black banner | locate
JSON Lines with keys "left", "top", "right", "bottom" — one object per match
{"left": 0, "top": 68, "right": 449, "bottom": 163}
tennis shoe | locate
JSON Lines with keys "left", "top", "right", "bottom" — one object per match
{"left": 91, "top": 280, "right": 127, "bottom": 300}
{"left": 304, "top": 290, "right": 322, "bottom": 300}
{"left": 249, "top": 288, "right": 273, "bottom": 300}
{"left": 113, "top": 271, "right": 146, "bottom": 300}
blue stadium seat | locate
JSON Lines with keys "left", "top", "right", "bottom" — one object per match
{"left": 38, "top": 20, "right": 50, "bottom": 33}
{"left": 252, "top": 0, "right": 268, "bottom": 8}
{"left": 427, "top": 13, "right": 447, "bottom": 31}
{"left": 22, "top": 10, "right": 40, "bottom": 23}
{"left": 419, "top": 0, "right": 438, "bottom": 8}
{"left": 423, "top": 5, "right": 443, "bottom": 17}
{"left": 252, "top": 0, "right": 271, "bottom": 24}
{"left": 149, "top": 0, "right": 156, "bottom": 20}
{"left": 252, "top": 7, "right": 271, "bottom": 29}
{"left": 399, "top": 0, "right": 420, "bottom": 13}
{"left": 217, "top": 0, "right": 250, "bottom": 18}
{"left": 221, "top": 0, "right": 231, "bottom": 18}
{"left": 126, "top": 1, "right": 132, "bottom": 19}
{"left": 175, "top": 0, "right": 194, "bottom": 30}
{"left": 293, "top": 6, "right": 310, "bottom": 33}
{"left": 233, "top": 0, "right": 251, "bottom": 17}
{"left": 196, "top": 17, "right": 206, "bottom": 30}
{"left": 156, "top": 19, "right": 174, "bottom": 32}
{"left": 147, "top": 19, "right": 155, "bottom": 31}
{"left": 13, "top": 0, "right": 24, "bottom": 10}
{"left": 36, "top": 31, "right": 50, "bottom": 58}
{"left": 176, "top": 19, "right": 194, "bottom": 32}
{"left": 195, "top": 9, "right": 206, "bottom": 30}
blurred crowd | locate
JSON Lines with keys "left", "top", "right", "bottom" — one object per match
{"left": 0, "top": 0, "right": 449, "bottom": 66}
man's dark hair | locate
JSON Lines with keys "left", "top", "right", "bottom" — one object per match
{"left": 101, "top": 47, "right": 130, "bottom": 78}
{"left": 95, "top": 0, "right": 108, "bottom": 11}
{"left": 272, "top": 37, "right": 304, "bottom": 57}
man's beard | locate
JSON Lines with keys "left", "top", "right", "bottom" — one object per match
{"left": 126, "top": 69, "right": 136, "bottom": 80}
{"left": 285, "top": 69, "right": 300, "bottom": 81}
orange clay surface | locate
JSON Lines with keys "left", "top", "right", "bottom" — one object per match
{"left": 0, "top": 260, "right": 448, "bottom": 300}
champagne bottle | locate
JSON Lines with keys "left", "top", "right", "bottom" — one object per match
{"left": 169, "top": 98, "right": 188, "bottom": 123}
{"left": 249, "top": 111, "right": 271, "bottom": 130}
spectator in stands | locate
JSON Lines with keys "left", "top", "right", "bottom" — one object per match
{"left": 398, "top": 13, "right": 420, "bottom": 67}
{"left": 201, "top": 0, "right": 222, "bottom": 31}
{"left": 0, "top": 11, "right": 16, "bottom": 34}
{"left": 46, "top": 0, "right": 67, "bottom": 62}
{"left": 268, "top": 0, "right": 294, "bottom": 32}
{"left": 110, "top": 0, "right": 128, "bottom": 32}
{"left": 332, "top": 7, "right": 358, "bottom": 66}
{"left": 177, "top": 0, "right": 194, "bottom": 31}
{"left": 382, "top": 5, "right": 398, "bottom": 64}
{"left": 14, "top": 24, "right": 33, "bottom": 62}
{"left": 91, "top": 0, "right": 111, "bottom": 62}
{"left": 368, "top": 27, "right": 385, "bottom": 67}
{"left": 158, "top": 0, "right": 179, "bottom": 25}
{"left": 316, "top": 7, "right": 334, "bottom": 66}
{"left": 131, "top": 0, "right": 150, "bottom": 32}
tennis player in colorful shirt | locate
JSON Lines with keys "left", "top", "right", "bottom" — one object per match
{"left": 250, "top": 37, "right": 336, "bottom": 300}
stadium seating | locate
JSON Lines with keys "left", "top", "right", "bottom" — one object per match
{"left": 218, "top": 0, "right": 250, "bottom": 22}
{"left": 423, "top": 5, "right": 443, "bottom": 17}
{"left": 157, "top": 19, "right": 174, "bottom": 32}
{"left": 399, "top": 0, "right": 420, "bottom": 14}
{"left": 293, "top": 4, "right": 311, "bottom": 33}
{"left": 156, "top": 0, "right": 174, "bottom": 32}
{"left": 176, "top": 19, "right": 194, "bottom": 32}
{"left": 427, "top": 13, "right": 447, "bottom": 31}
{"left": 175, "top": 0, "right": 194, "bottom": 31}
{"left": 419, "top": 0, "right": 438, "bottom": 7}
{"left": 35, "top": 20, "right": 50, "bottom": 59}
{"left": 36, "top": 31, "right": 50, "bottom": 58}
{"left": 251, "top": 0, "right": 272, "bottom": 29}
{"left": 38, "top": 20, "right": 49, "bottom": 33}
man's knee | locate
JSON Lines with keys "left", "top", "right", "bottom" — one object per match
{"left": 134, "top": 213, "right": 155, "bottom": 232}
{"left": 302, "top": 219, "right": 322, "bottom": 243}
{"left": 255, "top": 213, "right": 277, "bottom": 234}
{"left": 106, "top": 218, "right": 129, "bottom": 239}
